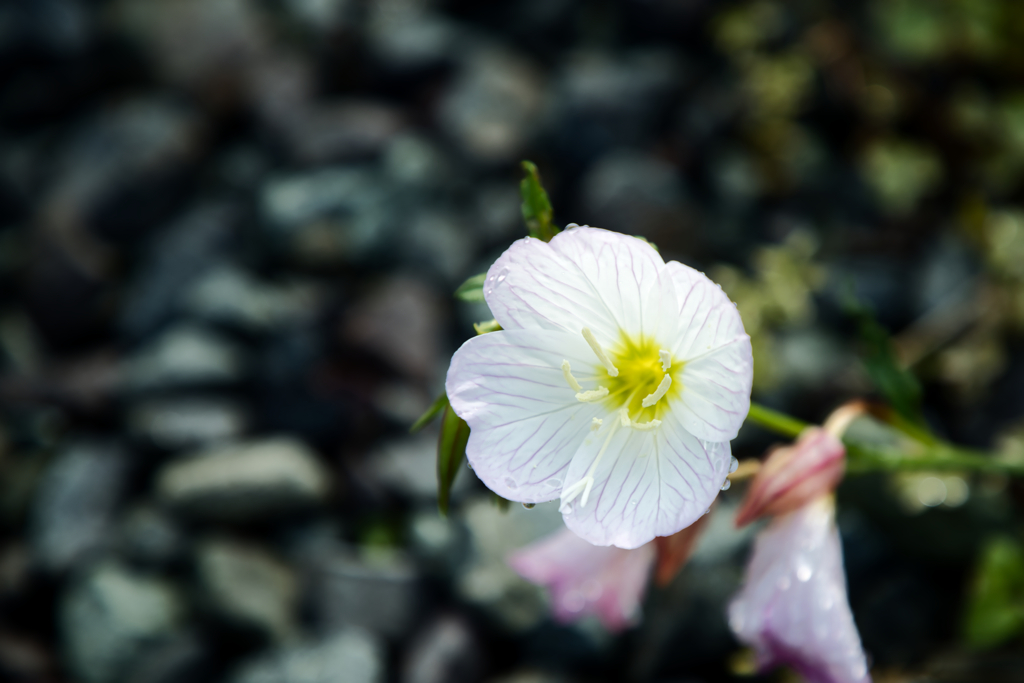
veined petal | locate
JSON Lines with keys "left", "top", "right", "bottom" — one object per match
{"left": 484, "top": 227, "right": 668, "bottom": 346}
{"left": 508, "top": 527, "right": 655, "bottom": 632}
{"left": 674, "top": 336, "right": 753, "bottom": 442}
{"left": 560, "top": 411, "right": 732, "bottom": 549}
{"left": 728, "top": 498, "right": 872, "bottom": 683}
{"left": 665, "top": 261, "right": 749, "bottom": 361}
{"left": 446, "top": 329, "right": 607, "bottom": 502}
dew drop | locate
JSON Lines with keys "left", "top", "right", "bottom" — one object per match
{"left": 702, "top": 508, "right": 711, "bottom": 516}
{"left": 465, "top": 461, "right": 473, "bottom": 470}
{"left": 728, "top": 456, "right": 739, "bottom": 474}
{"left": 548, "top": 479, "right": 563, "bottom": 489}
{"left": 504, "top": 477, "right": 518, "bottom": 490}
{"left": 522, "top": 503, "right": 536, "bottom": 510}
{"left": 796, "top": 561, "right": 813, "bottom": 582}
{"left": 720, "top": 479, "right": 731, "bottom": 491}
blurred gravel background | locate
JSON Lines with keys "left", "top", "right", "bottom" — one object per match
{"left": 4, "top": 1, "right": 1024, "bottom": 681}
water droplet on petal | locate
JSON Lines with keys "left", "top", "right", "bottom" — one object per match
{"left": 702, "top": 508, "right": 711, "bottom": 516}
{"left": 504, "top": 477, "right": 518, "bottom": 490}
{"left": 720, "top": 479, "right": 731, "bottom": 491}
{"left": 728, "top": 456, "right": 739, "bottom": 474}
{"left": 465, "top": 461, "right": 473, "bottom": 470}
{"left": 548, "top": 479, "right": 563, "bottom": 489}
{"left": 522, "top": 502, "right": 536, "bottom": 510}
{"left": 796, "top": 561, "right": 813, "bottom": 582}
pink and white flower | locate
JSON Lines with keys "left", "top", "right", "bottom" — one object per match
{"left": 728, "top": 497, "right": 872, "bottom": 683}
{"left": 508, "top": 527, "right": 656, "bottom": 631}
{"left": 446, "top": 227, "right": 752, "bottom": 548}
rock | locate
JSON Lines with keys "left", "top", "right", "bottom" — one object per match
{"left": 118, "top": 507, "right": 185, "bottom": 567}
{"left": 457, "top": 498, "right": 563, "bottom": 631}
{"left": 404, "top": 211, "right": 476, "bottom": 281}
{"left": 580, "top": 149, "right": 686, "bottom": 237}
{"left": 122, "top": 325, "right": 245, "bottom": 393}
{"left": 121, "top": 634, "right": 207, "bottom": 683}
{"left": 120, "top": 203, "right": 237, "bottom": 340}
{"left": 196, "top": 539, "right": 298, "bottom": 642}
{"left": 61, "top": 563, "right": 182, "bottom": 683}
{"left": 402, "top": 615, "right": 480, "bottom": 683}
{"left": 486, "top": 672, "right": 570, "bottom": 683}
{"left": 283, "top": 0, "right": 356, "bottom": 32}
{"left": 439, "top": 47, "right": 547, "bottom": 163}
{"left": 408, "top": 509, "right": 462, "bottom": 571}
{"left": 156, "top": 437, "right": 330, "bottom": 521}
{"left": 367, "top": 0, "right": 462, "bottom": 70}
{"left": 231, "top": 630, "right": 383, "bottom": 683}
{"left": 368, "top": 434, "right": 473, "bottom": 501}
{"left": 384, "top": 134, "right": 452, "bottom": 188}
{"left": 260, "top": 167, "right": 395, "bottom": 265}
{"left": 275, "top": 100, "right": 406, "bottom": 165}
{"left": 182, "top": 263, "right": 322, "bottom": 332}
{"left": 309, "top": 548, "right": 419, "bottom": 638}
{"left": 41, "top": 97, "right": 204, "bottom": 245}
{"left": 342, "top": 275, "right": 443, "bottom": 379}
{"left": 128, "top": 396, "right": 248, "bottom": 451}
{"left": 30, "top": 441, "right": 127, "bottom": 572}
{"left": 0, "top": 0, "right": 90, "bottom": 55}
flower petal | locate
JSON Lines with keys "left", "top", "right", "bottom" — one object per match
{"left": 484, "top": 227, "right": 669, "bottom": 346}
{"left": 508, "top": 527, "right": 655, "bottom": 631}
{"left": 673, "top": 336, "right": 753, "bottom": 442}
{"left": 728, "top": 498, "right": 872, "bottom": 683}
{"left": 446, "top": 329, "right": 607, "bottom": 502}
{"left": 560, "top": 411, "right": 732, "bottom": 549}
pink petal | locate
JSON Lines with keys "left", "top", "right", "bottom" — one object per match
{"left": 508, "top": 527, "right": 655, "bottom": 631}
{"left": 728, "top": 498, "right": 872, "bottom": 683}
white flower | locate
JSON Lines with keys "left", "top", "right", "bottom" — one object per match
{"left": 446, "top": 226, "right": 752, "bottom": 548}
{"left": 728, "top": 497, "right": 872, "bottom": 683}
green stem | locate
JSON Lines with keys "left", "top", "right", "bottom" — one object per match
{"left": 745, "top": 401, "right": 1024, "bottom": 477}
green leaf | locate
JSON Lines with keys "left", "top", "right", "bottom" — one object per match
{"left": 964, "top": 537, "right": 1024, "bottom": 650}
{"left": 520, "top": 160, "right": 558, "bottom": 242}
{"left": 473, "top": 319, "right": 502, "bottom": 335}
{"left": 410, "top": 393, "right": 448, "bottom": 434}
{"left": 437, "top": 401, "right": 470, "bottom": 517}
{"left": 455, "top": 273, "right": 487, "bottom": 302}
{"left": 845, "top": 293, "right": 922, "bottom": 424}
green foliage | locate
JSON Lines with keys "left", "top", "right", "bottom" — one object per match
{"left": 437, "top": 402, "right": 470, "bottom": 517}
{"left": 964, "top": 536, "right": 1024, "bottom": 649}
{"left": 410, "top": 393, "right": 448, "bottom": 434}
{"left": 454, "top": 273, "right": 487, "bottom": 302}
{"left": 520, "top": 161, "right": 558, "bottom": 242}
{"left": 846, "top": 295, "right": 923, "bottom": 424}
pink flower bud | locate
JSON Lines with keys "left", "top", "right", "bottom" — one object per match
{"left": 735, "top": 427, "right": 845, "bottom": 528}
{"left": 508, "top": 527, "right": 655, "bottom": 631}
{"left": 728, "top": 497, "right": 871, "bottom": 683}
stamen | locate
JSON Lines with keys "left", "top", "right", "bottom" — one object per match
{"left": 559, "top": 478, "right": 590, "bottom": 512}
{"left": 641, "top": 375, "right": 672, "bottom": 407}
{"left": 619, "top": 407, "right": 631, "bottom": 426}
{"left": 581, "top": 327, "right": 619, "bottom": 377}
{"left": 659, "top": 349, "right": 672, "bottom": 372}
{"left": 628, "top": 419, "right": 661, "bottom": 431}
{"left": 576, "top": 386, "right": 609, "bottom": 402}
{"left": 562, "top": 417, "right": 621, "bottom": 512}
{"left": 561, "top": 360, "right": 583, "bottom": 392}
{"left": 580, "top": 476, "right": 595, "bottom": 507}
{"left": 590, "top": 417, "right": 603, "bottom": 431}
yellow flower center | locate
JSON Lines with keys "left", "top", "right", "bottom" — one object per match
{"left": 601, "top": 332, "right": 681, "bottom": 422}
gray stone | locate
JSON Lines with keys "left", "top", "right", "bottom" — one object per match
{"left": 342, "top": 275, "right": 443, "bottom": 379}
{"left": 310, "top": 548, "right": 419, "bottom": 638}
{"left": 439, "top": 47, "right": 547, "bottom": 163}
{"left": 196, "top": 539, "right": 298, "bottom": 642}
{"left": 368, "top": 434, "right": 473, "bottom": 501}
{"left": 231, "top": 630, "right": 383, "bottom": 683}
{"left": 402, "top": 615, "right": 479, "bottom": 683}
{"left": 31, "top": 441, "right": 127, "bottom": 572}
{"left": 156, "top": 437, "right": 330, "bottom": 521}
{"left": 384, "top": 134, "right": 451, "bottom": 188}
{"left": 182, "top": 264, "right": 322, "bottom": 332}
{"left": 122, "top": 325, "right": 244, "bottom": 392}
{"left": 61, "top": 563, "right": 182, "bottom": 683}
{"left": 276, "top": 100, "right": 406, "bottom": 165}
{"left": 405, "top": 211, "right": 476, "bottom": 281}
{"left": 119, "top": 203, "right": 236, "bottom": 340}
{"left": 367, "top": 0, "right": 462, "bottom": 70}
{"left": 581, "top": 150, "right": 686, "bottom": 236}
{"left": 260, "top": 167, "right": 394, "bottom": 265}
{"left": 457, "top": 498, "right": 563, "bottom": 631}
{"left": 118, "top": 507, "right": 185, "bottom": 567}
{"left": 128, "top": 396, "right": 247, "bottom": 450}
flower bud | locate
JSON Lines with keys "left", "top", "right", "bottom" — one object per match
{"left": 735, "top": 427, "right": 845, "bottom": 528}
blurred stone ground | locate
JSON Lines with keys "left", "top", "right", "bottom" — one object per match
{"left": 3, "top": 0, "right": 1024, "bottom": 682}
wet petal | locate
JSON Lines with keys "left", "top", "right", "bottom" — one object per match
{"left": 484, "top": 227, "right": 668, "bottom": 346}
{"left": 728, "top": 498, "right": 872, "bottom": 683}
{"left": 446, "top": 329, "right": 606, "bottom": 502}
{"left": 508, "top": 527, "right": 655, "bottom": 631}
{"left": 560, "top": 411, "right": 732, "bottom": 549}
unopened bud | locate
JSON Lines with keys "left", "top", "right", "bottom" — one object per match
{"left": 734, "top": 427, "right": 845, "bottom": 528}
